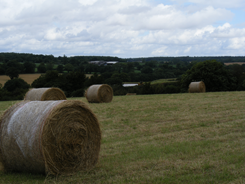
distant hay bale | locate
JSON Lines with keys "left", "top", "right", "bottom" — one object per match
{"left": 126, "top": 93, "right": 137, "bottom": 96}
{"left": 24, "top": 88, "right": 66, "bottom": 101}
{"left": 188, "top": 81, "right": 206, "bottom": 93}
{"left": 85, "top": 84, "right": 113, "bottom": 103}
{"left": 0, "top": 100, "right": 101, "bottom": 175}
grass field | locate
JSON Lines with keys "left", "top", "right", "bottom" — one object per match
{"left": 224, "top": 62, "right": 245, "bottom": 66}
{"left": 0, "top": 92, "right": 245, "bottom": 183}
{"left": 151, "top": 78, "right": 177, "bottom": 84}
{"left": 0, "top": 74, "right": 42, "bottom": 85}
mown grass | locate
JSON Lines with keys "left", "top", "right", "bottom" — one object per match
{"left": 151, "top": 78, "right": 177, "bottom": 84}
{"left": 0, "top": 91, "right": 245, "bottom": 183}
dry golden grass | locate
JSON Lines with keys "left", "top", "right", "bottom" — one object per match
{"left": 224, "top": 62, "right": 245, "bottom": 66}
{"left": 0, "top": 74, "right": 42, "bottom": 85}
{"left": 0, "top": 92, "right": 245, "bottom": 183}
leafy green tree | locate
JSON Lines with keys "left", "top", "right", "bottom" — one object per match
{"left": 85, "top": 73, "right": 104, "bottom": 87}
{"left": 6, "top": 60, "right": 24, "bottom": 73}
{"left": 63, "top": 71, "right": 86, "bottom": 95}
{"left": 145, "top": 61, "right": 157, "bottom": 68}
{"left": 104, "top": 77, "right": 122, "bottom": 86}
{"left": 71, "top": 89, "right": 85, "bottom": 97}
{"left": 0, "top": 55, "right": 5, "bottom": 63}
{"left": 46, "top": 63, "right": 54, "bottom": 71}
{"left": 6, "top": 60, "right": 19, "bottom": 68}
{"left": 180, "top": 60, "right": 237, "bottom": 92}
{"left": 154, "top": 68, "right": 165, "bottom": 79}
{"left": 57, "top": 64, "right": 64, "bottom": 73}
{"left": 70, "top": 57, "right": 80, "bottom": 66}
{"left": 31, "top": 75, "right": 46, "bottom": 88}
{"left": 45, "top": 70, "right": 59, "bottom": 82}
{"left": 62, "top": 55, "right": 68, "bottom": 65}
{"left": 111, "top": 72, "right": 131, "bottom": 82}
{"left": 37, "top": 62, "right": 46, "bottom": 73}
{"left": 141, "top": 82, "right": 154, "bottom": 94}
{"left": 133, "top": 62, "right": 140, "bottom": 68}
{"left": 226, "top": 64, "right": 245, "bottom": 90}
{"left": 31, "top": 70, "right": 86, "bottom": 97}
{"left": 65, "top": 63, "right": 74, "bottom": 72}
{"left": 3, "top": 78, "right": 29, "bottom": 92}
{"left": 75, "top": 65, "right": 85, "bottom": 73}
{"left": 5, "top": 67, "right": 19, "bottom": 80}
{"left": 101, "top": 72, "right": 113, "bottom": 80}
{"left": 141, "top": 66, "right": 153, "bottom": 74}
{"left": 227, "top": 64, "right": 245, "bottom": 83}
{"left": 124, "top": 62, "right": 134, "bottom": 73}
{"left": 0, "top": 65, "right": 5, "bottom": 75}
{"left": 24, "top": 61, "right": 35, "bottom": 73}
{"left": 113, "top": 63, "right": 124, "bottom": 73}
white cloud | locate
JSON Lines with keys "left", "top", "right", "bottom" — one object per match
{"left": 227, "top": 37, "right": 245, "bottom": 49}
{"left": 78, "top": 0, "right": 97, "bottom": 6}
{"left": 0, "top": 0, "right": 244, "bottom": 57}
{"left": 172, "top": 0, "right": 245, "bottom": 9}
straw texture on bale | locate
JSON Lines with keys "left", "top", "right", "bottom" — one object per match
{"left": 24, "top": 88, "right": 66, "bottom": 101}
{"left": 0, "top": 100, "right": 101, "bottom": 175}
{"left": 85, "top": 84, "right": 113, "bottom": 103}
{"left": 188, "top": 81, "right": 206, "bottom": 93}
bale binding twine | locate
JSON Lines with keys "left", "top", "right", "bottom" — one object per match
{"left": 0, "top": 100, "right": 101, "bottom": 175}
{"left": 188, "top": 81, "right": 206, "bottom": 93}
{"left": 85, "top": 84, "right": 113, "bottom": 103}
{"left": 24, "top": 87, "right": 66, "bottom": 101}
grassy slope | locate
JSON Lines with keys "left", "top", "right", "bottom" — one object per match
{"left": 0, "top": 74, "right": 42, "bottom": 85}
{"left": 151, "top": 78, "right": 177, "bottom": 84}
{"left": 0, "top": 92, "right": 245, "bottom": 183}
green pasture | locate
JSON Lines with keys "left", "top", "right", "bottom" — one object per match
{"left": 0, "top": 92, "right": 245, "bottom": 183}
{"left": 151, "top": 78, "right": 177, "bottom": 84}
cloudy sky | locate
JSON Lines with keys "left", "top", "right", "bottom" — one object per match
{"left": 0, "top": 0, "right": 244, "bottom": 58}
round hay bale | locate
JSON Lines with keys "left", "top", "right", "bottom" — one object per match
{"left": 85, "top": 84, "right": 113, "bottom": 103}
{"left": 0, "top": 100, "right": 101, "bottom": 175}
{"left": 24, "top": 88, "right": 66, "bottom": 101}
{"left": 188, "top": 81, "right": 206, "bottom": 93}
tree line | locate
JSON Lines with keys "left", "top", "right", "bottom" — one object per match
{"left": 1, "top": 52, "right": 245, "bottom": 101}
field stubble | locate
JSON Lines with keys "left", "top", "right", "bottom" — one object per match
{"left": 0, "top": 92, "right": 245, "bottom": 183}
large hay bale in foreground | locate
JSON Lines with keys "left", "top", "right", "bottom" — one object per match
{"left": 188, "top": 81, "right": 206, "bottom": 93}
{"left": 0, "top": 100, "right": 101, "bottom": 175}
{"left": 24, "top": 88, "right": 66, "bottom": 101}
{"left": 85, "top": 84, "right": 113, "bottom": 103}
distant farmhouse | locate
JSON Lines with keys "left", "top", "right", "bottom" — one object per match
{"left": 89, "top": 61, "right": 106, "bottom": 66}
{"left": 89, "top": 61, "right": 118, "bottom": 66}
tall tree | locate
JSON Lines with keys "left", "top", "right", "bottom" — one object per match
{"left": 180, "top": 60, "right": 237, "bottom": 92}
{"left": 65, "top": 63, "right": 74, "bottom": 72}
{"left": 57, "top": 64, "right": 64, "bottom": 73}
{"left": 24, "top": 61, "right": 35, "bottom": 73}
{"left": 37, "top": 63, "right": 46, "bottom": 73}
{"left": 5, "top": 67, "right": 19, "bottom": 80}
{"left": 46, "top": 62, "right": 54, "bottom": 71}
